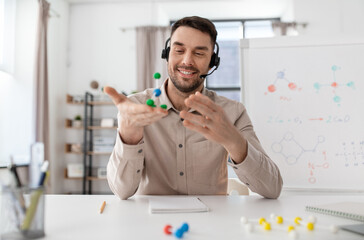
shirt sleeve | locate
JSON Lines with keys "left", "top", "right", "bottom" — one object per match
{"left": 107, "top": 131, "right": 145, "bottom": 200}
{"left": 227, "top": 104, "right": 283, "bottom": 199}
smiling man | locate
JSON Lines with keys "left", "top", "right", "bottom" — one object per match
{"left": 105, "top": 16, "right": 283, "bottom": 200}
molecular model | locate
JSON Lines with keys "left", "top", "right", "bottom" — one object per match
{"left": 241, "top": 214, "right": 339, "bottom": 239}
{"left": 146, "top": 72, "right": 167, "bottom": 109}
{"left": 164, "top": 222, "right": 189, "bottom": 239}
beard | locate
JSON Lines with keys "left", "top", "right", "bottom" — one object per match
{"left": 168, "top": 65, "right": 206, "bottom": 93}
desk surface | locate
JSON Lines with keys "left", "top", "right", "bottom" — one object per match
{"left": 40, "top": 194, "right": 364, "bottom": 240}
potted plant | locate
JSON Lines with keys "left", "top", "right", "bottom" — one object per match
{"left": 73, "top": 115, "right": 82, "bottom": 128}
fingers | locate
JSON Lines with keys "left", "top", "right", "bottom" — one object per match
{"left": 184, "top": 92, "right": 217, "bottom": 119}
{"left": 132, "top": 111, "right": 167, "bottom": 126}
{"left": 104, "top": 86, "right": 168, "bottom": 128}
{"left": 180, "top": 111, "right": 211, "bottom": 128}
{"left": 104, "top": 86, "right": 127, "bottom": 106}
{"left": 122, "top": 102, "right": 168, "bottom": 116}
{"left": 119, "top": 104, "right": 168, "bottom": 128}
{"left": 182, "top": 119, "right": 209, "bottom": 134}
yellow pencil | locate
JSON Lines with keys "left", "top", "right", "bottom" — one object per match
{"left": 99, "top": 201, "right": 106, "bottom": 214}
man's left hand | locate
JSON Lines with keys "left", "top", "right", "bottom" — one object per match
{"left": 180, "top": 92, "right": 247, "bottom": 163}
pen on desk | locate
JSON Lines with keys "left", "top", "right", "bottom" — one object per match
{"left": 99, "top": 201, "right": 106, "bottom": 214}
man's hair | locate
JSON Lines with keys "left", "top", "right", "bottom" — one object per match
{"left": 171, "top": 16, "right": 217, "bottom": 45}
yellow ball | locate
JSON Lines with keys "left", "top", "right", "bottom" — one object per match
{"left": 307, "top": 222, "right": 314, "bottom": 231}
{"left": 287, "top": 225, "right": 295, "bottom": 232}
{"left": 263, "top": 222, "right": 271, "bottom": 231}
{"left": 259, "top": 218, "right": 266, "bottom": 225}
{"left": 294, "top": 217, "right": 302, "bottom": 225}
{"left": 276, "top": 216, "right": 283, "bottom": 224}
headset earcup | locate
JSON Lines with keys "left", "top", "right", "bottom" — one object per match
{"left": 209, "top": 53, "right": 216, "bottom": 68}
{"left": 161, "top": 47, "right": 170, "bottom": 61}
{"left": 215, "top": 55, "right": 220, "bottom": 68}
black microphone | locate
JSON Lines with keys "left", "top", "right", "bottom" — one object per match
{"left": 199, "top": 67, "right": 218, "bottom": 79}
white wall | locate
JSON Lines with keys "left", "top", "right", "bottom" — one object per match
{"left": 293, "top": 0, "right": 364, "bottom": 36}
{"left": 67, "top": 0, "right": 293, "bottom": 96}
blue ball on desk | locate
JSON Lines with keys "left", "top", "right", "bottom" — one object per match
{"left": 174, "top": 228, "right": 184, "bottom": 238}
{"left": 181, "top": 223, "right": 189, "bottom": 232}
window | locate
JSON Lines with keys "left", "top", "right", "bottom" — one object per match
{"left": 0, "top": 0, "right": 16, "bottom": 73}
{"left": 206, "top": 19, "right": 278, "bottom": 102}
{"left": 206, "top": 21, "right": 243, "bottom": 102}
{"left": 244, "top": 20, "right": 276, "bottom": 38}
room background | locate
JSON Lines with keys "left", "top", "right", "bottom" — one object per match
{"left": 1, "top": 0, "right": 363, "bottom": 194}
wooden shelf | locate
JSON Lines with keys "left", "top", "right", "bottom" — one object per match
{"left": 64, "top": 168, "right": 83, "bottom": 180}
{"left": 88, "top": 101, "right": 113, "bottom": 106}
{"left": 65, "top": 93, "right": 115, "bottom": 194}
{"left": 67, "top": 94, "right": 113, "bottom": 106}
{"left": 64, "top": 169, "right": 107, "bottom": 181}
{"left": 65, "top": 143, "right": 82, "bottom": 154}
{"left": 66, "top": 94, "right": 84, "bottom": 105}
{"left": 65, "top": 144, "right": 112, "bottom": 155}
{"left": 65, "top": 119, "right": 116, "bottom": 130}
{"left": 65, "top": 119, "right": 83, "bottom": 129}
{"left": 88, "top": 126, "right": 117, "bottom": 130}
{"left": 86, "top": 151, "right": 112, "bottom": 155}
{"left": 86, "top": 176, "right": 107, "bottom": 181}
{"left": 66, "top": 126, "right": 83, "bottom": 130}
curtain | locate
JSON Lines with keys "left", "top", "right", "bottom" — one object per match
{"left": 34, "top": 0, "right": 50, "bottom": 161}
{"left": 272, "top": 22, "right": 307, "bottom": 36}
{"left": 136, "top": 26, "right": 170, "bottom": 91}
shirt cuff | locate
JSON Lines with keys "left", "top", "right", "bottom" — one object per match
{"left": 114, "top": 130, "right": 145, "bottom": 168}
{"left": 227, "top": 141, "right": 262, "bottom": 184}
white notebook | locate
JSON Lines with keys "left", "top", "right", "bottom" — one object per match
{"left": 306, "top": 202, "right": 364, "bottom": 222}
{"left": 149, "top": 196, "right": 209, "bottom": 214}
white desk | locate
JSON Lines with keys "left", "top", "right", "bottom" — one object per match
{"left": 41, "top": 194, "right": 364, "bottom": 240}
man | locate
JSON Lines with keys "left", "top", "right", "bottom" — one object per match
{"left": 105, "top": 16, "right": 283, "bottom": 200}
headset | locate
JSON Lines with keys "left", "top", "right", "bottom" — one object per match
{"left": 161, "top": 37, "right": 220, "bottom": 71}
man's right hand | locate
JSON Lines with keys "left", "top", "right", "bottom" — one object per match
{"left": 104, "top": 86, "right": 168, "bottom": 145}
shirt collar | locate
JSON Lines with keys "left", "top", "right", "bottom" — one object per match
{"left": 158, "top": 78, "right": 210, "bottom": 114}
{"left": 158, "top": 79, "right": 174, "bottom": 111}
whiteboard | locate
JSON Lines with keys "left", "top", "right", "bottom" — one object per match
{"left": 240, "top": 36, "right": 364, "bottom": 191}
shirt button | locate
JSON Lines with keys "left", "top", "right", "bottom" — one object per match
{"left": 233, "top": 166, "right": 238, "bottom": 169}
{"left": 138, "top": 149, "right": 143, "bottom": 153}
{"left": 137, "top": 169, "right": 140, "bottom": 173}
{"left": 179, "top": 172, "right": 184, "bottom": 176}
{"left": 245, "top": 183, "right": 250, "bottom": 186}
{"left": 179, "top": 144, "right": 183, "bottom": 148}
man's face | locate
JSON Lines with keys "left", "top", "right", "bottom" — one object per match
{"left": 167, "top": 26, "right": 213, "bottom": 93}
